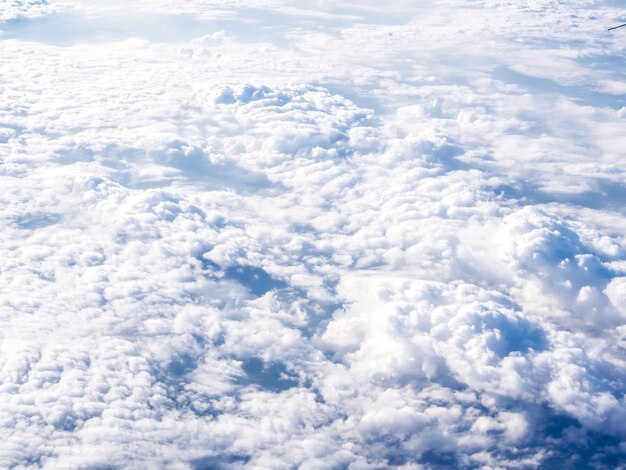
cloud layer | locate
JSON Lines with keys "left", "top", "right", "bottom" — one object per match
{"left": 1, "top": 0, "right": 626, "bottom": 468}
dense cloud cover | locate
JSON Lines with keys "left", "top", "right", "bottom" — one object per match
{"left": 1, "top": 1, "right": 626, "bottom": 468}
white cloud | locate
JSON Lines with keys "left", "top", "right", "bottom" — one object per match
{"left": 1, "top": 0, "right": 625, "bottom": 468}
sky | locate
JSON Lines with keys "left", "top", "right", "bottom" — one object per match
{"left": 1, "top": 1, "right": 626, "bottom": 469}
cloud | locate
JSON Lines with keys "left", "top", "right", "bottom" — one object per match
{"left": 0, "top": 0, "right": 57, "bottom": 20}
{"left": 1, "top": 0, "right": 626, "bottom": 468}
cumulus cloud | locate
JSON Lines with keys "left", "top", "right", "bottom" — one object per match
{"left": 0, "top": 0, "right": 625, "bottom": 468}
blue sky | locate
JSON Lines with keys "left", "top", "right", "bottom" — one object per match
{"left": 1, "top": 1, "right": 626, "bottom": 468}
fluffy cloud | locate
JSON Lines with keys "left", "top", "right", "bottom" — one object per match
{"left": 1, "top": 0, "right": 625, "bottom": 468}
